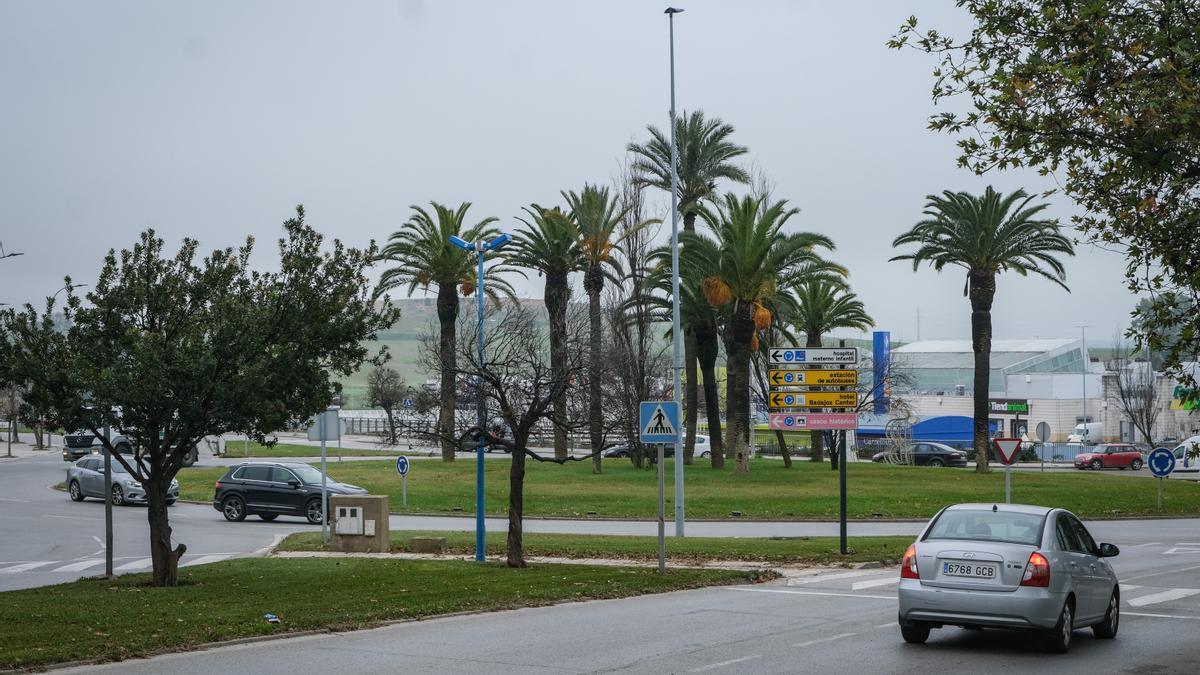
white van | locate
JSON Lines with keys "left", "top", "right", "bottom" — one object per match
{"left": 1171, "top": 436, "right": 1200, "bottom": 473}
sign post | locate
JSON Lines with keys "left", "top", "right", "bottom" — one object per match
{"left": 395, "top": 455, "right": 410, "bottom": 509}
{"left": 993, "top": 438, "right": 1023, "bottom": 504}
{"left": 1147, "top": 447, "right": 1176, "bottom": 511}
{"left": 308, "top": 409, "right": 341, "bottom": 543}
{"left": 1036, "top": 422, "right": 1051, "bottom": 473}
{"left": 641, "top": 401, "right": 680, "bottom": 574}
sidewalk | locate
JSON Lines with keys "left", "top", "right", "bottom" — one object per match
{"left": 0, "top": 439, "right": 58, "bottom": 461}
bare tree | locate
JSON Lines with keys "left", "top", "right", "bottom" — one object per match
{"left": 367, "top": 365, "right": 406, "bottom": 445}
{"left": 1108, "top": 336, "right": 1161, "bottom": 444}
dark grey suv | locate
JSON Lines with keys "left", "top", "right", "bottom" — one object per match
{"left": 212, "top": 462, "right": 367, "bottom": 524}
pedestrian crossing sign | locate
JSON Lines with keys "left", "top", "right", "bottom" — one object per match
{"left": 639, "top": 401, "right": 680, "bottom": 444}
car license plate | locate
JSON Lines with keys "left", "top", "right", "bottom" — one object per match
{"left": 942, "top": 562, "right": 997, "bottom": 579}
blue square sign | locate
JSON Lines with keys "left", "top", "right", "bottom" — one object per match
{"left": 639, "top": 401, "right": 680, "bottom": 444}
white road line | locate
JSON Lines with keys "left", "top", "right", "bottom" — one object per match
{"left": 0, "top": 561, "right": 55, "bottom": 574}
{"left": 1125, "top": 611, "right": 1200, "bottom": 620}
{"left": 688, "top": 655, "right": 762, "bottom": 673}
{"left": 876, "top": 622, "right": 896, "bottom": 628}
{"left": 1128, "top": 542, "right": 1162, "bottom": 548}
{"left": 1128, "top": 588, "right": 1200, "bottom": 607}
{"left": 726, "top": 587, "right": 897, "bottom": 601}
{"left": 1120, "top": 584, "right": 1141, "bottom": 591}
{"left": 113, "top": 558, "right": 151, "bottom": 572}
{"left": 181, "top": 555, "right": 230, "bottom": 567}
{"left": 93, "top": 536, "right": 104, "bottom": 549}
{"left": 852, "top": 577, "right": 900, "bottom": 590}
{"left": 53, "top": 559, "right": 105, "bottom": 573}
{"left": 1122, "top": 563, "right": 1200, "bottom": 582}
{"left": 793, "top": 632, "right": 856, "bottom": 648}
{"left": 787, "top": 570, "right": 879, "bottom": 585}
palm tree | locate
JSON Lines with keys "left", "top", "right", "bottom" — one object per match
{"left": 628, "top": 111, "right": 750, "bottom": 463}
{"left": 688, "top": 193, "right": 837, "bottom": 473}
{"left": 378, "top": 202, "right": 514, "bottom": 462}
{"left": 792, "top": 280, "right": 874, "bottom": 462}
{"left": 891, "top": 186, "right": 1075, "bottom": 473}
{"left": 563, "top": 184, "right": 649, "bottom": 473}
{"left": 508, "top": 205, "right": 583, "bottom": 461}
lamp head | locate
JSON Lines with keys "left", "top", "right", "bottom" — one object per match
{"left": 484, "top": 233, "right": 512, "bottom": 251}
{"left": 448, "top": 235, "right": 472, "bottom": 251}
{"left": 664, "top": 7, "right": 684, "bottom": 14}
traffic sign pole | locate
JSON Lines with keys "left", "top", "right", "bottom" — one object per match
{"left": 657, "top": 443, "right": 665, "bottom": 574}
{"left": 1005, "top": 465, "right": 1011, "bottom": 504}
{"left": 838, "top": 430, "right": 847, "bottom": 554}
{"left": 1158, "top": 477, "right": 1163, "bottom": 511}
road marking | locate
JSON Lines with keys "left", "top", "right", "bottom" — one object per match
{"left": 0, "top": 496, "right": 29, "bottom": 503}
{"left": 1128, "top": 588, "right": 1200, "bottom": 607}
{"left": 726, "top": 587, "right": 897, "bottom": 601}
{"left": 113, "top": 558, "right": 151, "bottom": 572}
{"left": 876, "top": 622, "right": 896, "bottom": 628}
{"left": 93, "top": 536, "right": 105, "bottom": 550}
{"left": 1125, "top": 611, "right": 1200, "bottom": 620}
{"left": 852, "top": 577, "right": 899, "bottom": 590}
{"left": 181, "top": 555, "right": 230, "bottom": 567}
{"left": 1128, "top": 542, "right": 1161, "bottom": 548}
{"left": 787, "top": 570, "right": 878, "bottom": 585}
{"left": 0, "top": 561, "right": 54, "bottom": 574}
{"left": 41, "top": 514, "right": 93, "bottom": 521}
{"left": 1120, "top": 584, "right": 1141, "bottom": 591}
{"left": 1121, "top": 563, "right": 1200, "bottom": 582}
{"left": 1163, "top": 545, "right": 1200, "bottom": 555}
{"left": 793, "top": 632, "right": 856, "bottom": 648}
{"left": 53, "top": 559, "right": 105, "bottom": 573}
{"left": 688, "top": 655, "right": 761, "bottom": 672}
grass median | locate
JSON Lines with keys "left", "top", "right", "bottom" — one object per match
{"left": 216, "top": 441, "right": 403, "bottom": 458}
{"left": 277, "top": 530, "right": 912, "bottom": 565}
{"left": 178, "top": 457, "right": 1200, "bottom": 520}
{"left": 0, "top": 557, "right": 757, "bottom": 670}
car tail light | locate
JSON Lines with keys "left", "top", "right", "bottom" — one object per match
{"left": 214, "top": 481, "right": 221, "bottom": 490}
{"left": 900, "top": 544, "right": 920, "bottom": 579}
{"left": 1021, "top": 551, "right": 1050, "bottom": 587}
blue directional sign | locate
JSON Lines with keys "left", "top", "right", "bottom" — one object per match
{"left": 1147, "top": 447, "right": 1175, "bottom": 478}
{"left": 402, "top": 398, "right": 414, "bottom": 410}
{"left": 395, "top": 455, "right": 410, "bottom": 477}
{"left": 639, "top": 401, "right": 680, "bottom": 444}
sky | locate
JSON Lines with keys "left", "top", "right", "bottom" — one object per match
{"left": 0, "top": 0, "right": 1138, "bottom": 345}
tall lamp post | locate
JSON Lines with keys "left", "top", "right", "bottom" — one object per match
{"left": 450, "top": 232, "right": 512, "bottom": 562}
{"left": 665, "top": 5, "right": 685, "bottom": 538}
{"left": 1078, "top": 325, "right": 1089, "bottom": 443}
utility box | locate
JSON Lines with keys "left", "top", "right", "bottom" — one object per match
{"left": 329, "top": 495, "right": 389, "bottom": 553}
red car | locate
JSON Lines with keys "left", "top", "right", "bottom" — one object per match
{"left": 1074, "top": 444, "right": 1144, "bottom": 470}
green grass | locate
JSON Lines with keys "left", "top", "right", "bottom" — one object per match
{"left": 178, "top": 457, "right": 1200, "bottom": 520}
{"left": 0, "top": 557, "right": 756, "bottom": 670}
{"left": 220, "top": 441, "right": 403, "bottom": 458}
{"left": 277, "top": 530, "right": 912, "bottom": 564}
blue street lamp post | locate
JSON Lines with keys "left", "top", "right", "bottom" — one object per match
{"left": 449, "top": 232, "right": 512, "bottom": 562}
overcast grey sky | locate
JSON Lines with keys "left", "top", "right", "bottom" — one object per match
{"left": 0, "top": 0, "right": 1136, "bottom": 343}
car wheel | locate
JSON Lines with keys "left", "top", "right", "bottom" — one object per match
{"left": 259, "top": 514, "right": 278, "bottom": 521}
{"left": 1045, "top": 599, "right": 1074, "bottom": 654}
{"left": 1092, "top": 589, "right": 1119, "bottom": 639}
{"left": 1130, "top": 459, "right": 1143, "bottom": 470}
{"left": 110, "top": 485, "right": 125, "bottom": 506}
{"left": 700, "top": 450, "right": 711, "bottom": 458}
{"left": 1090, "top": 459, "right": 1102, "bottom": 470}
{"left": 305, "top": 498, "right": 325, "bottom": 525}
{"left": 68, "top": 480, "right": 85, "bottom": 502}
{"left": 221, "top": 495, "right": 247, "bottom": 522}
{"left": 899, "top": 620, "right": 931, "bottom": 644}
{"left": 928, "top": 458, "right": 945, "bottom": 467}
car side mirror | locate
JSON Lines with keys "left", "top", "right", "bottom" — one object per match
{"left": 288, "top": 480, "right": 301, "bottom": 489}
{"left": 1097, "top": 542, "right": 1119, "bottom": 557}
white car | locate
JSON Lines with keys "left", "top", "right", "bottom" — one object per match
{"left": 1170, "top": 436, "right": 1200, "bottom": 473}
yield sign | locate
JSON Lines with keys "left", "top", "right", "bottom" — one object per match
{"left": 993, "top": 438, "right": 1022, "bottom": 465}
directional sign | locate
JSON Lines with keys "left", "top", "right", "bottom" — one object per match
{"left": 1035, "top": 421, "right": 1051, "bottom": 443}
{"left": 395, "top": 455, "right": 410, "bottom": 476}
{"left": 402, "top": 398, "right": 414, "bottom": 410}
{"left": 639, "top": 401, "right": 680, "bottom": 444}
{"left": 768, "top": 391, "right": 858, "bottom": 409}
{"left": 769, "top": 347, "right": 858, "bottom": 365}
{"left": 768, "top": 413, "right": 857, "bottom": 431}
{"left": 768, "top": 369, "right": 858, "bottom": 387}
{"left": 1148, "top": 447, "right": 1176, "bottom": 478}
{"left": 993, "top": 438, "right": 1023, "bottom": 465}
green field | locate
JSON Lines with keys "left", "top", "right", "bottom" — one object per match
{"left": 179, "top": 457, "right": 1200, "bottom": 520}
{"left": 0, "top": 557, "right": 753, "bottom": 670}
{"left": 278, "top": 530, "right": 912, "bottom": 564}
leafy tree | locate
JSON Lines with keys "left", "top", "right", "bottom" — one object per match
{"left": 792, "top": 280, "right": 874, "bottom": 462}
{"left": 889, "top": 1, "right": 1200, "bottom": 375}
{"left": 377, "top": 202, "right": 514, "bottom": 462}
{"left": 891, "top": 187, "right": 1074, "bottom": 472}
{"left": 367, "top": 365, "right": 406, "bottom": 445}
{"left": 508, "top": 205, "right": 583, "bottom": 461}
{"left": 3, "top": 208, "right": 396, "bottom": 586}
{"left": 688, "top": 193, "right": 837, "bottom": 473}
{"left": 628, "top": 111, "right": 750, "bottom": 461}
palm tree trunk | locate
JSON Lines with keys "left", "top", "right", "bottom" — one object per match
{"left": 681, "top": 210, "right": 699, "bottom": 464}
{"left": 436, "top": 283, "right": 458, "bottom": 462}
{"left": 696, "top": 325, "right": 724, "bottom": 469}
{"left": 586, "top": 268, "right": 604, "bottom": 474}
{"left": 806, "top": 334, "right": 825, "bottom": 462}
{"left": 546, "top": 271, "right": 570, "bottom": 461}
{"left": 970, "top": 270, "right": 996, "bottom": 473}
{"left": 725, "top": 301, "right": 756, "bottom": 474}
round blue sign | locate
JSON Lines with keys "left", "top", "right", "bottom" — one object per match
{"left": 402, "top": 398, "right": 414, "bottom": 409}
{"left": 784, "top": 394, "right": 795, "bottom": 405}
{"left": 784, "top": 416, "right": 794, "bottom": 427}
{"left": 395, "top": 455, "right": 410, "bottom": 477}
{"left": 783, "top": 351, "right": 794, "bottom": 361}
{"left": 1147, "top": 447, "right": 1175, "bottom": 478}
{"left": 784, "top": 372, "right": 794, "bottom": 383}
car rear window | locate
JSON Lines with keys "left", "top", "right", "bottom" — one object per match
{"left": 234, "top": 466, "right": 271, "bottom": 481}
{"left": 924, "top": 510, "right": 1045, "bottom": 546}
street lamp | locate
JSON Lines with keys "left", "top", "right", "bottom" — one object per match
{"left": 0, "top": 242, "right": 23, "bottom": 261}
{"left": 449, "top": 231, "right": 512, "bottom": 562}
{"left": 52, "top": 282, "right": 87, "bottom": 302}
{"left": 665, "top": 6, "right": 685, "bottom": 537}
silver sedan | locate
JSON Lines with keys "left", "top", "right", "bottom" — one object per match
{"left": 66, "top": 456, "right": 180, "bottom": 506}
{"left": 897, "top": 503, "right": 1119, "bottom": 653}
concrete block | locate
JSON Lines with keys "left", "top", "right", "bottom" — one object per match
{"left": 410, "top": 536, "right": 447, "bottom": 554}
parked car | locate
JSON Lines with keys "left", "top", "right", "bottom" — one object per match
{"left": 897, "top": 503, "right": 1120, "bottom": 653}
{"left": 1171, "top": 436, "right": 1200, "bottom": 474}
{"left": 212, "top": 462, "right": 367, "bottom": 524}
{"left": 67, "top": 456, "right": 179, "bottom": 506}
{"left": 62, "top": 430, "right": 204, "bottom": 466}
{"left": 870, "top": 442, "right": 968, "bottom": 467}
{"left": 1073, "top": 443, "right": 1143, "bottom": 470}
{"left": 604, "top": 435, "right": 712, "bottom": 460}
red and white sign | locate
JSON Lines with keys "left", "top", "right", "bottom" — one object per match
{"left": 768, "top": 413, "right": 858, "bottom": 431}
{"left": 993, "top": 438, "right": 1023, "bottom": 465}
